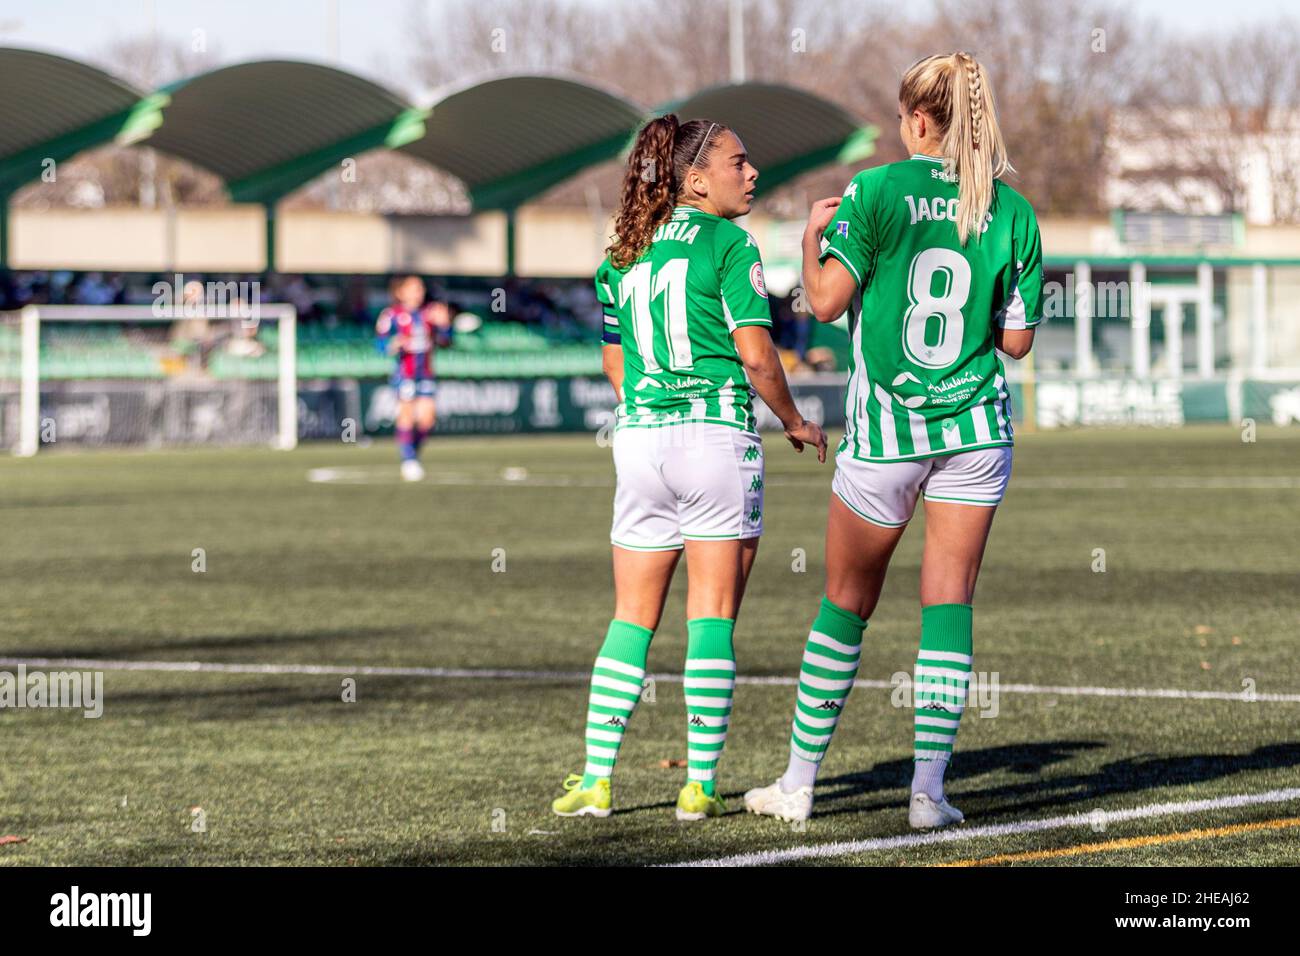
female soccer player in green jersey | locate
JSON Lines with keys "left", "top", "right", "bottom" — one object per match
{"left": 551, "top": 115, "right": 827, "bottom": 821}
{"left": 744, "top": 51, "right": 1043, "bottom": 829}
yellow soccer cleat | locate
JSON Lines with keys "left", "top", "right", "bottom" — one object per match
{"left": 675, "top": 780, "right": 727, "bottom": 821}
{"left": 551, "top": 773, "right": 612, "bottom": 818}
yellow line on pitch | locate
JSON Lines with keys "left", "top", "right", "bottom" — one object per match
{"left": 936, "top": 816, "right": 1300, "bottom": 867}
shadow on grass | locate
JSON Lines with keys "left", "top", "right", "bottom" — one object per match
{"left": 384, "top": 740, "right": 1300, "bottom": 866}
{"left": 10, "top": 625, "right": 428, "bottom": 661}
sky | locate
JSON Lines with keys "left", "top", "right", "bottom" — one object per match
{"left": 0, "top": 0, "right": 1292, "bottom": 90}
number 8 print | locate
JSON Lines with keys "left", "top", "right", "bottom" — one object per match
{"left": 901, "top": 246, "right": 970, "bottom": 369}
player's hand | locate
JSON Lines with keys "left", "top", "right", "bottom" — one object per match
{"left": 805, "top": 197, "right": 842, "bottom": 238}
{"left": 427, "top": 301, "right": 453, "bottom": 328}
{"left": 784, "top": 418, "right": 828, "bottom": 463}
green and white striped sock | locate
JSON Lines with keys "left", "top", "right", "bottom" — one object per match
{"left": 783, "top": 596, "right": 866, "bottom": 791}
{"left": 683, "top": 617, "right": 736, "bottom": 797}
{"left": 911, "top": 603, "right": 973, "bottom": 800}
{"left": 581, "top": 619, "right": 654, "bottom": 788}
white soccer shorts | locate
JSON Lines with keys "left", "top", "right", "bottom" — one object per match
{"left": 610, "top": 422, "right": 764, "bottom": 551}
{"left": 831, "top": 445, "right": 1013, "bottom": 528}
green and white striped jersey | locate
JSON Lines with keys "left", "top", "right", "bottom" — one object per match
{"left": 595, "top": 205, "right": 772, "bottom": 432}
{"left": 821, "top": 154, "right": 1044, "bottom": 462}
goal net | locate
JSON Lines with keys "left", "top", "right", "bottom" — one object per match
{"left": 0, "top": 303, "right": 297, "bottom": 455}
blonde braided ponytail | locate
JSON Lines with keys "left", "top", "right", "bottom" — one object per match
{"left": 900, "top": 51, "right": 1013, "bottom": 245}
{"left": 963, "top": 54, "right": 984, "bottom": 151}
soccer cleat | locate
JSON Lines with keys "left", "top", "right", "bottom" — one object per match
{"left": 743, "top": 778, "right": 813, "bottom": 822}
{"left": 400, "top": 459, "right": 425, "bottom": 482}
{"left": 675, "top": 781, "right": 726, "bottom": 821}
{"left": 551, "top": 773, "right": 612, "bottom": 818}
{"left": 908, "top": 791, "right": 964, "bottom": 829}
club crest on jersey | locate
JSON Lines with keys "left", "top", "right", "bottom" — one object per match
{"left": 749, "top": 262, "right": 768, "bottom": 298}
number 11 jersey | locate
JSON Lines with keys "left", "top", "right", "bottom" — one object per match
{"left": 596, "top": 204, "right": 773, "bottom": 434}
{"left": 821, "top": 154, "right": 1044, "bottom": 463}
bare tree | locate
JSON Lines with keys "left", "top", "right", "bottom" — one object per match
{"left": 1131, "top": 19, "right": 1300, "bottom": 222}
{"left": 405, "top": 0, "right": 617, "bottom": 95}
{"left": 926, "top": 0, "right": 1152, "bottom": 215}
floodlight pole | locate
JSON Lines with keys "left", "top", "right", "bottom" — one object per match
{"left": 729, "top": 0, "right": 746, "bottom": 83}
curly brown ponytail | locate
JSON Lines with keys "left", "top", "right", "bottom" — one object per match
{"left": 607, "top": 115, "right": 728, "bottom": 269}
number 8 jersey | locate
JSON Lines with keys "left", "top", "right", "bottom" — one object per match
{"left": 821, "top": 154, "right": 1044, "bottom": 463}
{"left": 596, "top": 204, "right": 773, "bottom": 434}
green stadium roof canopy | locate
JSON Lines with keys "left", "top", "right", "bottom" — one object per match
{"left": 401, "top": 74, "right": 645, "bottom": 210}
{"left": 0, "top": 48, "right": 875, "bottom": 209}
{"left": 145, "top": 60, "right": 426, "bottom": 205}
{"left": 665, "top": 83, "right": 876, "bottom": 196}
{"left": 0, "top": 48, "right": 163, "bottom": 195}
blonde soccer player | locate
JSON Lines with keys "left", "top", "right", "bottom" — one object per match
{"left": 744, "top": 51, "right": 1043, "bottom": 828}
{"left": 551, "top": 115, "right": 827, "bottom": 821}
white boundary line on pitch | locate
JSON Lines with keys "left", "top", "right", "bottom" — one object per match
{"left": 664, "top": 787, "right": 1300, "bottom": 867}
{"left": 0, "top": 656, "right": 1296, "bottom": 703}
{"left": 305, "top": 466, "right": 1300, "bottom": 490}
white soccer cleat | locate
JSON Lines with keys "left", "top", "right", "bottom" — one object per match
{"left": 400, "top": 460, "right": 425, "bottom": 482}
{"left": 743, "top": 778, "right": 813, "bottom": 822}
{"left": 908, "top": 791, "right": 964, "bottom": 829}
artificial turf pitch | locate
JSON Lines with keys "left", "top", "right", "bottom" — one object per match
{"left": 0, "top": 425, "right": 1297, "bottom": 866}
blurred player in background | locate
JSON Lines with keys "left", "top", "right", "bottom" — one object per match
{"left": 745, "top": 51, "right": 1042, "bottom": 829}
{"left": 551, "top": 115, "right": 826, "bottom": 822}
{"left": 375, "top": 274, "right": 452, "bottom": 481}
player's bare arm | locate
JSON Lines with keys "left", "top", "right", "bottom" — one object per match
{"left": 601, "top": 342, "right": 625, "bottom": 401}
{"left": 800, "top": 197, "right": 857, "bottom": 323}
{"left": 994, "top": 326, "right": 1035, "bottom": 359}
{"left": 732, "top": 325, "right": 827, "bottom": 462}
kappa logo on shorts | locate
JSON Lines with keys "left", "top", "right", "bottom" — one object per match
{"left": 742, "top": 445, "right": 761, "bottom": 462}
{"left": 748, "top": 475, "right": 763, "bottom": 492}
{"left": 747, "top": 506, "right": 762, "bottom": 523}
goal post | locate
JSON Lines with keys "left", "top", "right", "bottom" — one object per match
{"left": 4, "top": 303, "right": 297, "bottom": 456}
